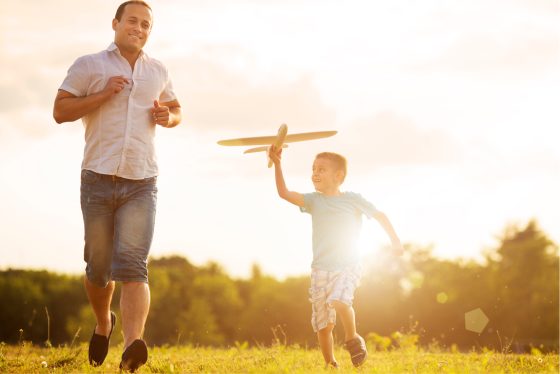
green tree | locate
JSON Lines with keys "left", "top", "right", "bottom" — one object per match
{"left": 145, "top": 256, "right": 196, "bottom": 345}
{"left": 486, "top": 220, "right": 559, "bottom": 350}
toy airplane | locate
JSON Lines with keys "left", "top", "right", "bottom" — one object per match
{"left": 217, "top": 124, "right": 337, "bottom": 167}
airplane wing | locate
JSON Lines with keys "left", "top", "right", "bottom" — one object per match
{"left": 217, "top": 131, "right": 337, "bottom": 146}
{"left": 217, "top": 136, "right": 278, "bottom": 146}
{"left": 284, "top": 131, "right": 337, "bottom": 143}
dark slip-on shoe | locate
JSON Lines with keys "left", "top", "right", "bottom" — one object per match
{"left": 119, "top": 339, "right": 148, "bottom": 372}
{"left": 88, "top": 311, "right": 116, "bottom": 366}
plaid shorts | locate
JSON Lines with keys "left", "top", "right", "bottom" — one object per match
{"left": 308, "top": 264, "right": 362, "bottom": 332}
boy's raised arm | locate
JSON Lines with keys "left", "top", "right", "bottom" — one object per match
{"left": 269, "top": 146, "right": 305, "bottom": 207}
{"left": 372, "top": 210, "right": 404, "bottom": 256}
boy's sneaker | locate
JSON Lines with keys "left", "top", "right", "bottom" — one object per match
{"left": 325, "top": 360, "right": 339, "bottom": 369}
{"left": 344, "top": 335, "right": 367, "bottom": 367}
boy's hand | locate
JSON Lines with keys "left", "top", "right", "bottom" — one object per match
{"left": 391, "top": 243, "right": 404, "bottom": 256}
{"left": 268, "top": 145, "right": 282, "bottom": 165}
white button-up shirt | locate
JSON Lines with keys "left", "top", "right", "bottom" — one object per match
{"left": 59, "top": 43, "right": 177, "bottom": 179}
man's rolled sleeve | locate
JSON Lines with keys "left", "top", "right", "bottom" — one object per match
{"left": 59, "top": 55, "right": 90, "bottom": 97}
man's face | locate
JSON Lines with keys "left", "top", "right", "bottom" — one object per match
{"left": 311, "top": 158, "right": 342, "bottom": 192}
{"left": 112, "top": 4, "right": 153, "bottom": 53}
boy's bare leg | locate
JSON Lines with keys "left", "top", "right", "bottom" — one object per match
{"left": 120, "top": 282, "right": 150, "bottom": 349}
{"left": 332, "top": 300, "right": 359, "bottom": 341}
{"left": 84, "top": 278, "right": 115, "bottom": 336}
{"left": 317, "top": 323, "right": 336, "bottom": 364}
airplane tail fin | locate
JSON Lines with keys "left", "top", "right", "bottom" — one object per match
{"left": 243, "top": 144, "right": 288, "bottom": 154}
{"left": 243, "top": 146, "right": 268, "bottom": 154}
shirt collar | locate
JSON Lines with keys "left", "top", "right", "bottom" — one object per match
{"left": 107, "top": 42, "right": 147, "bottom": 61}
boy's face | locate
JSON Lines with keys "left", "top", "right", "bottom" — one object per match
{"left": 311, "top": 157, "right": 343, "bottom": 193}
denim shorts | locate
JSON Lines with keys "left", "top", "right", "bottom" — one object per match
{"left": 308, "top": 264, "right": 362, "bottom": 332}
{"left": 80, "top": 169, "right": 157, "bottom": 287}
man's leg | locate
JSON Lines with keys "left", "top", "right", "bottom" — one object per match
{"left": 121, "top": 281, "right": 150, "bottom": 348}
{"left": 81, "top": 171, "right": 118, "bottom": 366}
{"left": 331, "top": 300, "right": 359, "bottom": 342}
{"left": 84, "top": 278, "right": 115, "bottom": 337}
{"left": 317, "top": 323, "right": 336, "bottom": 365}
{"left": 112, "top": 178, "right": 157, "bottom": 351}
{"left": 81, "top": 171, "right": 116, "bottom": 337}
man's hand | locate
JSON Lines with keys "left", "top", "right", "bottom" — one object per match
{"left": 103, "top": 76, "right": 129, "bottom": 97}
{"left": 151, "top": 100, "right": 171, "bottom": 127}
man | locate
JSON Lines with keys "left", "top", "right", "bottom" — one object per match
{"left": 53, "top": 1, "right": 181, "bottom": 371}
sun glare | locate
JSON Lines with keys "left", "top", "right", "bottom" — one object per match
{"left": 358, "top": 218, "right": 390, "bottom": 258}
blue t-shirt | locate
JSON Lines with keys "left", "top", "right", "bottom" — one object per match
{"left": 300, "top": 192, "right": 378, "bottom": 271}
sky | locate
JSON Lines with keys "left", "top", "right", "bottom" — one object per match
{"left": 0, "top": 0, "right": 558, "bottom": 279}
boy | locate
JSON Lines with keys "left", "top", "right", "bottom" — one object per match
{"left": 269, "top": 147, "right": 403, "bottom": 368}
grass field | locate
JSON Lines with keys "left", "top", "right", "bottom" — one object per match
{"left": 1, "top": 341, "right": 558, "bottom": 373}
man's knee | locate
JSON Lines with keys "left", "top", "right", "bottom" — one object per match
{"left": 121, "top": 280, "right": 149, "bottom": 289}
{"left": 86, "top": 267, "right": 112, "bottom": 288}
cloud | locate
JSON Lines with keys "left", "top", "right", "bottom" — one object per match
{"left": 185, "top": 75, "right": 336, "bottom": 133}
{"left": 0, "top": 48, "right": 88, "bottom": 142}
{"left": 0, "top": 109, "right": 57, "bottom": 142}
{"left": 165, "top": 47, "right": 336, "bottom": 134}
{"left": 512, "top": 0, "right": 559, "bottom": 12}
{"left": 0, "top": 65, "right": 61, "bottom": 112}
{"left": 0, "top": 3, "right": 112, "bottom": 138}
{"left": 462, "top": 137, "right": 560, "bottom": 184}
{"left": 412, "top": 33, "right": 559, "bottom": 77}
{"left": 336, "top": 112, "right": 462, "bottom": 172}
{"left": 453, "top": 34, "right": 557, "bottom": 74}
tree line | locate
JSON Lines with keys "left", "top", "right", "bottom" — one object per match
{"left": 0, "top": 220, "right": 557, "bottom": 352}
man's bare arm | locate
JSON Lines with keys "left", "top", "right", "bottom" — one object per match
{"left": 53, "top": 76, "right": 129, "bottom": 124}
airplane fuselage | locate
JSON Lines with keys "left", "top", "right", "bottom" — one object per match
{"left": 269, "top": 124, "right": 288, "bottom": 167}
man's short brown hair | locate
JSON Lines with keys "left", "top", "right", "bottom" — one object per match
{"left": 315, "top": 152, "right": 347, "bottom": 182}
{"left": 115, "top": 1, "right": 152, "bottom": 21}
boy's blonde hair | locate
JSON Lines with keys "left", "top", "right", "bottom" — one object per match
{"left": 315, "top": 152, "right": 347, "bottom": 183}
